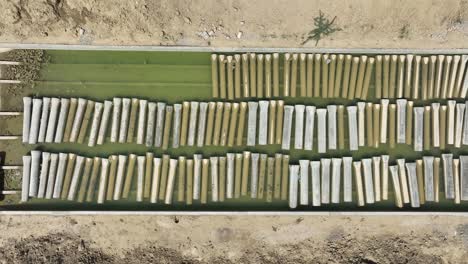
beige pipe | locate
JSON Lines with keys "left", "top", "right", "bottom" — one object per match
{"left": 177, "top": 156, "right": 186, "bottom": 202}
{"left": 266, "top": 157, "right": 275, "bottom": 202}
{"left": 180, "top": 101, "right": 190, "bottom": 146}
{"left": 375, "top": 55, "right": 382, "bottom": 98}
{"left": 328, "top": 54, "right": 336, "bottom": 97}
{"left": 219, "top": 157, "right": 226, "bottom": 202}
{"left": 435, "top": 55, "right": 445, "bottom": 98}
{"left": 355, "top": 55, "right": 367, "bottom": 99}
{"left": 290, "top": 53, "right": 298, "bottom": 97}
{"left": 211, "top": 54, "right": 219, "bottom": 98}
{"left": 158, "top": 154, "right": 170, "bottom": 201}
{"left": 412, "top": 56, "right": 421, "bottom": 99}
{"left": 201, "top": 158, "right": 209, "bottom": 204}
{"left": 283, "top": 53, "right": 291, "bottom": 97}
{"left": 373, "top": 104, "right": 380, "bottom": 148}
{"left": 122, "top": 154, "right": 136, "bottom": 199}
{"left": 61, "top": 153, "right": 76, "bottom": 200}
{"left": 455, "top": 55, "right": 468, "bottom": 97}
{"left": 257, "top": 54, "right": 264, "bottom": 98}
{"left": 236, "top": 102, "right": 247, "bottom": 146}
{"left": 77, "top": 100, "right": 95, "bottom": 144}
{"left": 249, "top": 53, "right": 257, "bottom": 97}
{"left": 276, "top": 100, "right": 284, "bottom": 144}
{"left": 424, "top": 106, "right": 431, "bottom": 151}
{"left": 77, "top": 158, "right": 93, "bottom": 203}
{"left": 353, "top": 161, "right": 365, "bottom": 207}
{"left": 404, "top": 55, "right": 414, "bottom": 98}
{"left": 361, "top": 57, "right": 375, "bottom": 100}
{"left": 242, "top": 54, "right": 250, "bottom": 97}
{"left": 341, "top": 55, "right": 352, "bottom": 98}
{"left": 274, "top": 153, "right": 282, "bottom": 199}
{"left": 227, "top": 55, "right": 234, "bottom": 100}
{"left": 406, "top": 101, "right": 413, "bottom": 145}
{"left": 397, "top": 55, "right": 405, "bottom": 98}
{"left": 338, "top": 105, "right": 345, "bottom": 149}
{"left": 383, "top": 55, "right": 390, "bottom": 98}
{"left": 219, "top": 55, "right": 226, "bottom": 98}
{"left": 161, "top": 105, "right": 173, "bottom": 150}
{"left": 234, "top": 54, "right": 241, "bottom": 98}
{"left": 389, "top": 104, "right": 396, "bottom": 148}
{"left": 428, "top": 55, "right": 437, "bottom": 99}
{"left": 220, "top": 102, "right": 231, "bottom": 146}
{"left": 434, "top": 157, "right": 440, "bottom": 202}
{"left": 314, "top": 54, "right": 321, "bottom": 97}
{"left": 273, "top": 53, "right": 280, "bottom": 97}
{"left": 281, "top": 155, "right": 290, "bottom": 200}
{"left": 241, "top": 151, "right": 250, "bottom": 196}
{"left": 416, "top": 159, "right": 425, "bottom": 205}
{"left": 106, "top": 155, "right": 117, "bottom": 201}
{"left": 334, "top": 54, "right": 344, "bottom": 98}
{"left": 307, "top": 54, "right": 313, "bottom": 97}
{"left": 234, "top": 153, "right": 242, "bottom": 198}
{"left": 389, "top": 55, "right": 398, "bottom": 98}
{"left": 144, "top": 152, "right": 153, "bottom": 199}
{"left": 227, "top": 103, "right": 239, "bottom": 147}
{"left": 212, "top": 102, "right": 224, "bottom": 145}
{"left": 448, "top": 55, "right": 460, "bottom": 98}
{"left": 421, "top": 57, "right": 429, "bottom": 100}
{"left": 205, "top": 102, "right": 216, "bottom": 145}
{"left": 126, "top": 98, "right": 139, "bottom": 143}
{"left": 63, "top": 98, "right": 77, "bottom": 142}
{"left": 440, "top": 105, "right": 447, "bottom": 150}
{"left": 300, "top": 53, "right": 307, "bottom": 97}
{"left": 347, "top": 57, "right": 359, "bottom": 99}
{"left": 454, "top": 158, "right": 461, "bottom": 204}
{"left": 265, "top": 54, "right": 272, "bottom": 98}
{"left": 366, "top": 103, "right": 374, "bottom": 147}
{"left": 86, "top": 157, "right": 101, "bottom": 202}
{"left": 186, "top": 159, "right": 193, "bottom": 205}
{"left": 322, "top": 54, "right": 329, "bottom": 98}
{"left": 268, "top": 101, "right": 276, "bottom": 144}
{"left": 258, "top": 154, "right": 267, "bottom": 199}
{"left": 441, "top": 55, "right": 452, "bottom": 99}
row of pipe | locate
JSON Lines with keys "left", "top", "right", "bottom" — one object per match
{"left": 211, "top": 53, "right": 468, "bottom": 100}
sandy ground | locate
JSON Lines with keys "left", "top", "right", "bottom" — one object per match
{"left": 0, "top": 0, "right": 467, "bottom": 49}
{"left": 1, "top": 1, "right": 468, "bottom": 263}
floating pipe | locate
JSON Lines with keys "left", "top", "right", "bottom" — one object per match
{"left": 197, "top": 102, "right": 208, "bottom": 147}
{"left": 294, "top": 104, "right": 305, "bottom": 149}
{"left": 77, "top": 157, "right": 92, "bottom": 203}
{"left": 68, "top": 155, "right": 84, "bottom": 201}
{"left": 434, "top": 158, "right": 441, "bottom": 202}
{"left": 45, "top": 153, "right": 58, "bottom": 199}
{"left": 283, "top": 53, "right": 291, "bottom": 97}
{"left": 373, "top": 104, "right": 380, "bottom": 148}
{"left": 397, "top": 159, "right": 410, "bottom": 204}
{"left": 219, "top": 55, "right": 226, "bottom": 98}
{"left": 321, "top": 54, "right": 329, "bottom": 98}
{"left": 29, "top": 150, "right": 41, "bottom": 197}
{"left": 266, "top": 157, "right": 274, "bottom": 202}
{"left": 389, "top": 104, "right": 396, "bottom": 148}
{"left": 37, "top": 152, "right": 50, "bottom": 198}
{"left": 219, "top": 102, "right": 231, "bottom": 146}
{"left": 424, "top": 106, "right": 431, "bottom": 150}
{"left": 154, "top": 102, "right": 166, "bottom": 147}
{"left": 60, "top": 153, "right": 76, "bottom": 200}
{"left": 404, "top": 55, "right": 414, "bottom": 98}
{"left": 274, "top": 154, "right": 282, "bottom": 199}
{"left": 334, "top": 54, "right": 344, "bottom": 98}
{"left": 288, "top": 165, "right": 299, "bottom": 209}
{"left": 177, "top": 158, "right": 187, "bottom": 202}
{"left": 235, "top": 153, "right": 243, "bottom": 199}
{"left": 193, "top": 154, "right": 202, "bottom": 200}
{"left": 227, "top": 55, "right": 234, "bottom": 100}
{"left": 250, "top": 153, "right": 259, "bottom": 199}
{"left": 362, "top": 158, "right": 375, "bottom": 204}
{"left": 353, "top": 161, "right": 364, "bottom": 207}
{"left": 347, "top": 57, "right": 359, "bottom": 100}
{"left": 299, "top": 53, "right": 307, "bottom": 97}
{"left": 435, "top": 55, "right": 445, "bottom": 98}
{"left": 311, "top": 160, "right": 321, "bottom": 206}
{"left": 53, "top": 153, "right": 68, "bottom": 199}
{"left": 343, "top": 157, "right": 353, "bottom": 202}
{"left": 331, "top": 158, "right": 342, "bottom": 204}
{"left": 249, "top": 53, "right": 257, "bottom": 97}
{"left": 242, "top": 54, "right": 249, "bottom": 97}
{"left": 381, "top": 155, "right": 389, "bottom": 200}
{"left": 28, "top": 98, "right": 42, "bottom": 144}
{"left": 304, "top": 105, "right": 316, "bottom": 151}
{"left": 258, "top": 101, "right": 268, "bottom": 145}
{"left": 421, "top": 57, "right": 429, "bottom": 100}
{"left": 397, "top": 55, "right": 405, "bottom": 98}
{"left": 164, "top": 158, "right": 178, "bottom": 204}
{"left": 321, "top": 158, "right": 331, "bottom": 204}
{"left": 97, "top": 158, "right": 109, "bottom": 204}
{"left": 265, "top": 54, "right": 272, "bottom": 98}
{"left": 226, "top": 153, "right": 235, "bottom": 199}
{"left": 211, "top": 54, "right": 219, "bottom": 98}
{"left": 366, "top": 103, "right": 373, "bottom": 147}
{"left": 228, "top": 103, "right": 239, "bottom": 146}
{"left": 432, "top": 103, "right": 440, "bottom": 147}
{"left": 150, "top": 157, "right": 161, "bottom": 203}
{"left": 106, "top": 155, "right": 117, "bottom": 201}
{"left": 186, "top": 159, "right": 194, "bottom": 205}
{"left": 405, "top": 162, "right": 420, "bottom": 208}
{"left": 201, "top": 158, "right": 209, "bottom": 204}
{"left": 442, "top": 153, "right": 454, "bottom": 199}
{"left": 96, "top": 100, "right": 112, "bottom": 145}
{"left": 161, "top": 105, "right": 173, "bottom": 150}
{"left": 454, "top": 159, "right": 461, "bottom": 204}
{"left": 136, "top": 156, "right": 145, "bottom": 202}
{"left": 58, "top": 99, "right": 73, "bottom": 143}
{"left": 447, "top": 100, "right": 456, "bottom": 145}
{"left": 373, "top": 156, "right": 381, "bottom": 202}
{"left": 281, "top": 155, "right": 290, "bottom": 200}
{"left": 268, "top": 101, "right": 276, "bottom": 145}
{"left": 136, "top": 99, "right": 148, "bottom": 145}
{"left": 375, "top": 55, "right": 382, "bottom": 98}
{"left": 396, "top": 99, "right": 407, "bottom": 144}
{"left": 361, "top": 57, "right": 375, "bottom": 100}
{"left": 257, "top": 154, "right": 266, "bottom": 199}
{"left": 428, "top": 56, "right": 437, "bottom": 99}
{"left": 145, "top": 102, "right": 156, "bottom": 146}
{"left": 121, "top": 154, "right": 136, "bottom": 199}
{"left": 441, "top": 56, "right": 452, "bottom": 99}
{"left": 241, "top": 151, "right": 250, "bottom": 196}
{"left": 235, "top": 54, "right": 242, "bottom": 98}
{"left": 180, "top": 101, "right": 190, "bottom": 146}
{"left": 247, "top": 101, "right": 258, "bottom": 146}
{"left": 455, "top": 103, "right": 465, "bottom": 148}
{"left": 341, "top": 55, "right": 352, "bottom": 98}
{"left": 423, "top": 156, "right": 435, "bottom": 202}
{"left": 37, "top": 97, "right": 50, "bottom": 143}
{"left": 327, "top": 105, "right": 337, "bottom": 150}
{"left": 317, "top": 108, "right": 327, "bottom": 153}
{"left": 347, "top": 106, "right": 358, "bottom": 151}
{"left": 412, "top": 56, "right": 421, "bottom": 99}
{"left": 188, "top": 101, "right": 199, "bottom": 146}
{"left": 257, "top": 54, "right": 264, "bottom": 98}
{"left": 281, "top": 105, "right": 294, "bottom": 150}
{"left": 117, "top": 98, "right": 130, "bottom": 143}
{"left": 290, "top": 54, "right": 298, "bottom": 97}
{"left": 416, "top": 159, "right": 425, "bottom": 204}
{"left": 22, "top": 97, "right": 32, "bottom": 143}
{"left": 355, "top": 55, "right": 367, "bottom": 99}
{"left": 357, "top": 102, "right": 365, "bottom": 147}
{"left": 212, "top": 102, "right": 224, "bottom": 145}
{"left": 456, "top": 55, "right": 468, "bottom": 97}
{"left": 275, "top": 100, "right": 284, "bottom": 145}
{"left": 328, "top": 54, "right": 336, "bottom": 98}
{"left": 413, "top": 107, "right": 424, "bottom": 151}
{"left": 21, "top": 155, "right": 31, "bottom": 202}
{"left": 389, "top": 165, "right": 403, "bottom": 208}
{"left": 87, "top": 102, "right": 103, "bottom": 147}
{"left": 406, "top": 101, "right": 413, "bottom": 145}
{"left": 273, "top": 53, "right": 279, "bottom": 97}
{"left": 77, "top": 100, "right": 94, "bottom": 144}
{"left": 389, "top": 55, "right": 398, "bottom": 98}
{"left": 460, "top": 156, "right": 468, "bottom": 201}
{"left": 113, "top": 155, "right": 127, "bottom": 200}
{"left": 69, "top": 98, "right": 87, "bottom": 143}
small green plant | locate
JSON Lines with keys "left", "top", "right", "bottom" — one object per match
{"left": 302, "top": 10, "right": 341, "bottom": 46}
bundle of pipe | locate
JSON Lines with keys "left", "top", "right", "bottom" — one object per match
{"left": 211, "top": 53, "right": 468, "bottom": 100}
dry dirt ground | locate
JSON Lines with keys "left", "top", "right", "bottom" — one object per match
{"left": 1, "top": 1, "right": 468, "bottom": 263}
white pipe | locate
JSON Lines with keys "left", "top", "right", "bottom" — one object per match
{"left": 154, "top": 102, "right": 166, "bottom": 147}
{"left": 53, "top": 153, "right": 68, "bottom": 199}
{"left": 310, "top": 161, "right": 321, "bottom": 206}
{"left": 97, "top": 158, "right": 109, "bottom": 204}
{"left": 193, "top": 154, "right": 202, "bottom": 200}
{"left": 54, "top": 98, "right": 69, "bottom": 143}
{"left": 21, "top": 155, "right": 31, "bottom": 202}
{"left": 210, "top": 157, "right": 219, "bottom": 202}
{"left": 165, "top": 159, "right": 178, "bottom": 204}
{"left": 69, "top": 98, "right": 87, "bottom": 142}
{"left": 118, "top": 98, "right": 131, "bottom": 143}
{"left": 294, "top": 104, "right": 305, "bottom": 149}
{"left": 447, "top": 100, "right": 456, "bottom": 145}
{"left": 196, "top": 102, "right": 208, "bottom": 147}
{"left": 37, "top": 97, "right": 50, "bottom": 143}
{"left": 258, "top": 101, "right": 269, "bottom": 145}
{"left": 45, "top": 153, "right": 58, "bottom": 199}
{"left": 321, "top": 158, "right": 331, "bottom": 204}
{"left": 226, "top": 153, "right": 234, "bottom": 199}
{"left": 247, "top": 102, "right": 258, "bottom": 146}
{"left": 136, "top": 156, "right": 145, "bottom": 202}
{"left": 299, "top": 160, "right": 309, "bottom": 205}
{"left": 88, "top": 102, "right": 103, "bottom": 147}
{"left": 288, "top": 165, "right": 299, "bottom": 209}
{"left": 347, "top": 106, "right": 358, "bottom": 151}
{"left": 113, "top": 155, "right": 127, "bottom": 200}
{"left": 250, "top": 154, "right": 259, "bottom": 199}
{"left": 68, "top": 155, "right": 84, "bottom": 201}
{"left": 357, "top": 102, "right": 366, "bottom": 147}
{"left": 136, "top": 100, "right": 147, "bottom": 145}
{"left": 172, "top": 103, "right": 181, "bottom": 148}
{"left": 22, "top": 97, "right": 32, "bottom": 143}
{"left": 150, "top": 157, "right": 161, "bottom": 203}
{"left": 37, "top": 152, "right": 50, "bottom": 198}
{"left": 281, "top": 105, "right": 294, "bottom": 150}
{"left": 110, "top": 98, "right": 122, "bottom": 143}
{"left": 304, "top": 106, "right": 316, "bottom": 150}
{"left": 0, "top": 112, "right": 21, "bottom": 116}
{"left": 45, "top": 98, "right": 60, "bottom": 143}
{"left": 187, "top": 102, "right": 198, "bottom": 146}
{"left": 373, "top": 156, "right": 381, "bottom": 202}
{"left": 317, "top": 108, "right": 327, "bottom": 153}
{"left": 327, "top": 105, "right": 337, "bottom": 150}
{"left": 145, "top": 102, "right": 156, "bottom": 147}
{"left": 380, "top": 99, "right": 389, "bottom": 143}
{"left": 97, "top": 100, "right": 112, "bottom": 145}
{"left": 455, "top": 103, "right": 465, "bottom": 148}
{"left": 331, "top": 158, "right": 342, "bottom": 204}
{"left": 343, "top": 157, "right": 353, "bottom": 202}
{"left": 29, "top": 150, "right": 41, "bottom": 197}
{"left": 28, "top": 98, "right": 42, "bottom": 144}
